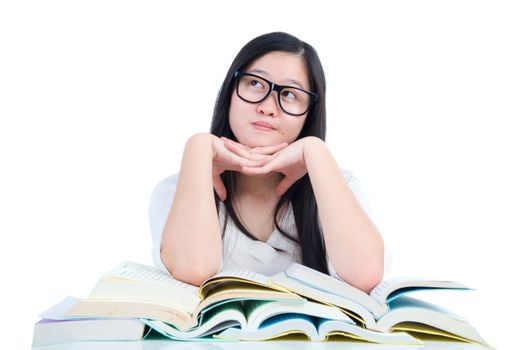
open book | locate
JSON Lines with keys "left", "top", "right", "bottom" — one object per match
{"left": 65, "top": 261, "right": 308, "bottom": 333}
{"left": 138, "top": 299, "right": 416, "bottom": 343}
{"left": 270, "top": 263, "right": 486, "bottom": 345}
{"left": 68, "top": 261, "right": 400, "bottom": 342}
{"left": 214, "top": 308, "right": 417, "bottom": 343}
{"left": 280, "top": 263, "right": 470, "bottom": 319}
{"left": 64, "top": 261, "right": 486, "bottom": 345}
{"left": 64, "top": 261, "right": 421, "bottom": 344}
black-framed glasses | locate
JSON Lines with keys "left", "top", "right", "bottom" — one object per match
{"left": 234, "top": 71, "right": 318, "bottom": 117}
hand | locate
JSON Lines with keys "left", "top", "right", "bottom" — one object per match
{"left": 221, "top": 137, "right": 315, "bottom": 196}
{"left": 211, "top": 135, "right": 287, "bottom": 201}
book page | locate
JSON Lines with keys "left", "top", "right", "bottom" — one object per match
{"left": 370, "top": 277, "right": 468, "bottom": 304}
{"left": 199, "top": 268, "right": 277, "bottom": 300}
{"left": 370, "top": 277, "right": 434, "bottom": 303}
{"left": 211, "top": 268, "right": 271, "bottom": 286}
{"left": 282, "top": 263, "right": 385, "bottom": 317}
{"left": 104, "top": 261, "right": 199, "bottom": 293}
{"left": 369, "top": 279, "right": 401, "bottom": 304}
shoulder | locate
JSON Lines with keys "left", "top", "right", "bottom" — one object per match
{"left": 339, "top": 168, "right": 356, "bottom": 182}
{"left": 339, "top": 168, "right": 363, "bottom": 192}
{"left": 148, "top": 172, "right": 226, "bottom": 217}
{"left": 148, "top": 173, "right": 180, "bottom": 212}
{"left": 152, "top": 173, "right": 180, "bottom": 191}
{"left": 338, "top": 168, "right": 372, "bottom": 217}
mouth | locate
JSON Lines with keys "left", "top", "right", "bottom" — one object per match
{"left": 251, "top": 122, "right": 276, "bottom": 132}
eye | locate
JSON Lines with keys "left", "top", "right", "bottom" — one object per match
{"left": 249, "top": 79, "right": 265, "bottom": 89}
{"left": 281, "top": 89, "right": 297, "bottom": 100}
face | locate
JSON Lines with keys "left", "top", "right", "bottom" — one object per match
{"left": 229, "top": 51, "right": 311, "bottom": 148}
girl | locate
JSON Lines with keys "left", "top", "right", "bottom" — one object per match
{"left": 149, "top": 32, "right": 388, "bottom": 292}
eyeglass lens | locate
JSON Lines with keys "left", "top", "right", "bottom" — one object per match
{"left": 237, "top": 74, "right": 312, "bottom": 116}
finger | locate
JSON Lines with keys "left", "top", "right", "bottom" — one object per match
{"left": 222, "top": 137, "right": 287, "bottom": 156}
{"left": 221, "top": 137, "right": 250, "bottom": 151}
{"left": 224, "top": 141, "right": 267, "bottom": 161}
{"left": 229, "top": 152, "right": 268, "bottom": 169}
{"left": 212, "top": 175, "right": 227, "bottom": 201}
{"left": 251, "top": 142, "right": 289, "bottom": 155}
{"left": 241, "top": 162, "right": 274, "bottom": 176}
{"left": 221, "top": 137, "right": 288, "bottom": 158}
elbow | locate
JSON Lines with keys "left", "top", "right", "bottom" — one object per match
{"left": 359, "top": 267, "right": 384, "bottom": 293}
{"left": 340, "top": 263, "right": 384, "bottom": 293}
{"left": 169, "top": 265, "right": 219, "bottom": 286}
{"left": 165, "top": 260, "right": 221, "bottom": 286}
{"left": 161, "top": 250, "right": 221, "bottom": 286}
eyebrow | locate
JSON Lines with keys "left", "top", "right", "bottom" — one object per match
{"left": 247, "top": 69, "right": 307, "bottom": 90}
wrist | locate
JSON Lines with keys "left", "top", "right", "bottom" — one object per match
{"left": 183, "top": 133, "right": 215, "bottom": 165}
{"left": 302, "top": 136, "right": 328, "bottom": 169}
{"left": 186, "top": 132, "right": 214, "bottom": 153}
{"left": 302, "top": 136, "right": 326, "bottom": 155}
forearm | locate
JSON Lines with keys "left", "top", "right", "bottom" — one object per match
{"left": 303, "top": 137, "right": 384, "bottom": 292}
{"left": 161, "top": 133, "right": 222, "bottom": 285}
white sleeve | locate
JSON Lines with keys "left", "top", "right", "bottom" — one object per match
{"left": 148, "top": 174, "right": 180, "bottom": 274}
{"left": 326, "top": 169, "right": 392, "bottom": 280}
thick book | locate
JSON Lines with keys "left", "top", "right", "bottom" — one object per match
{"left": 32, "top": 296, "right": 146, "bottom": 346}
{"left": 63, "top": 261, "right": 487, "bottom": 345}
{"left": 33, "top": 318, "right": 146, "bottom": 346}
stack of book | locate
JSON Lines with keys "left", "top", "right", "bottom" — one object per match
{"left": 32, "top": 261, "right": 489, "bottom": 346}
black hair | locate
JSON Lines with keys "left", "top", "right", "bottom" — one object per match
{"left": 210, "top": 32, "right": 328, "bottom": 273}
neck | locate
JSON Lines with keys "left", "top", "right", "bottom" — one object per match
{"left": 235, "top": 172, "right": 283, "bottom": 200}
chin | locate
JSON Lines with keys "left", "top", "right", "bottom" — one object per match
{"left": 246, "top": 140, "right": 272, "bottom": 147}
{"left": 238, "top": 136, "right": 280, "bottom": 148}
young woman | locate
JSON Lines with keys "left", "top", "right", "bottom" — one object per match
{"left": 149, "top": 32, "right": 389, "bottom": 292}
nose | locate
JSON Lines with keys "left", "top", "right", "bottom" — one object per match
{"left": 256, "top": 91, "right": 280, "bottom": 117}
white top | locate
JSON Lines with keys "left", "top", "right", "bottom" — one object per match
{"left": 148, "top": 168, "right": 391, "bottom": 279}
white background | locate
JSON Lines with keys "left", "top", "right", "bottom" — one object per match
{"left": 1, "top": 1, "right": 525, "bottom": 349}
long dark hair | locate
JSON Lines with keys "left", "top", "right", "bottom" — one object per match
{"left": 210, "top": 32, "right": 328, "bottom": 273}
